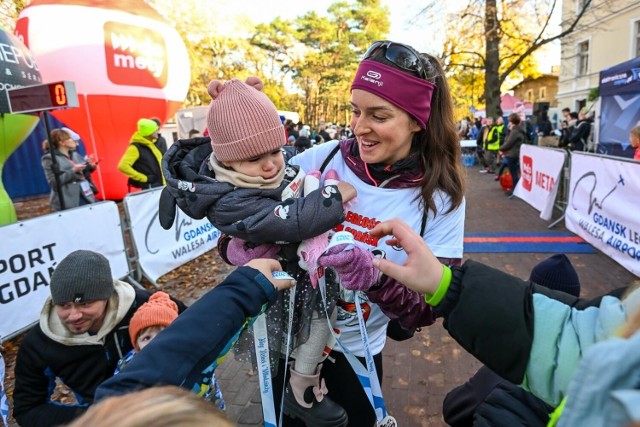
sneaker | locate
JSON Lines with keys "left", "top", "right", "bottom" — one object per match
{"left": 494, "top": 175, "right": 500, "bottom": 181}
{"left": 479, "top": 169, "right": 488, "bottom": 174}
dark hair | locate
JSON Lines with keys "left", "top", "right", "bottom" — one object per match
{"left": 365, "top": 47, "right": 465, "bottom": 216}
{"left": 508, "top": 113, "right": 521, "bottom": 125}
{"left": 49, "top": 128, "right": 73, "bottom": 150}
{"left": 188, "top": 129, "right": 200, "bottom": 137}
{"left": 569, "top": 112, "right": 579, "bottom": 120}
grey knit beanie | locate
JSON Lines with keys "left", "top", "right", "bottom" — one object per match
{"left": 50, "top": 250, "right": 114, "bottom": 304}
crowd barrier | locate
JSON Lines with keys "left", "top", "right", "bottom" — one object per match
{"left": 512, "top": 147, "right": 640, "bottom": 277}
{"left": 0, "top": 189, "right": 221, "bottom": 342}
{"left": 122, "top": 188, "right": 220, "bottom": 286}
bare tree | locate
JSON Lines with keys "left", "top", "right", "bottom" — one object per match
{"left": 417, "top": 0, "right": 596, "bottom": 118}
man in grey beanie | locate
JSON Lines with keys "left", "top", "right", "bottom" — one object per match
{"left": 12, "top": 250, "right": 187, "bottom": 427}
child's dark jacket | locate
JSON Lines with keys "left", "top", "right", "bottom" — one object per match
{"left": 160, "top": 137, "right": 346, "bottom": 244}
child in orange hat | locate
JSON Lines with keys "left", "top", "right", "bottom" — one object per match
{"left": 115, "top": 292, "right": 225, "bottom": 410}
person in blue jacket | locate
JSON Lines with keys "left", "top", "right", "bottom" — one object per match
{"left": 94, "top": 259, "right": 295, "bottom": 402}
{"left": 368, "top": 218, "right": 640, "bottom": 427}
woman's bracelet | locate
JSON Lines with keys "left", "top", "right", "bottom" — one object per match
{"left": 423, "top": 264, "right": 452, "bottom": 306}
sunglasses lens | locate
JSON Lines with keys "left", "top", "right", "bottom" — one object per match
{"left": 385, "top": 44, "right": 422, "bottom": 73}
{"left": 363, "top": 41, "right": 385, "bottom": 60}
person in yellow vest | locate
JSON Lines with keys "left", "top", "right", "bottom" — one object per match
{"left": 118, "top": 118, "right": 165, "bottom": 190}
{"left": 483, "top": 116, "right": 505, "bottom": 175}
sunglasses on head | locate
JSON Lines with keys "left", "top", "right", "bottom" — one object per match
{"left": 363, "top": 41, "right": 428, "bottom": 80}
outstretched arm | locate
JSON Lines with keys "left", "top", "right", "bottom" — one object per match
{"left": 95, "top": 260, "right": 294, "bottom": 401}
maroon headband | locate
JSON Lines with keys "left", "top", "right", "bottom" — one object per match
{"left": 351, "top": 60, "right": 436, "bottom": 129}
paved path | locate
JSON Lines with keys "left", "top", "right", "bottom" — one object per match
{"left": 216, "top": 163, "right": 639, "bottom": 426}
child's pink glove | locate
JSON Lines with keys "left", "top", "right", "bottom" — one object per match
{"left": 226, "top": 237, "right": 280, "bottom": 266}
{"left": 317, "top": 244, "right": 380, "bottom": 291}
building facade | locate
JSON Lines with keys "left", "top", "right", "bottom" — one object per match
{"left": 512, "top": 74, "right": 560, "bottom": 108}
{"left": 557, "top": 0, "right": 640, "bottom": 113}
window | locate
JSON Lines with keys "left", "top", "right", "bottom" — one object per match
{"left": 577, "top": 41, "right": 589, "bottom": 76}
{"left": 526, "top": 89, "right": 533, "bottom": 101}
{"left": 539, "top": 87, "right": 546, "bottom": 100}
{"left": 635, "top": 20, "right": 640, "bottom": 58}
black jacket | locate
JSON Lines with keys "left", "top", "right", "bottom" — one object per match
{"left": 160, "top": 137, "right": 346, "bottom": 244}
{"left": 499, "top": 126, "right": 525, "bottom": 158}
{"left": 434, "top": 261, "right": 627, "bottom": 384}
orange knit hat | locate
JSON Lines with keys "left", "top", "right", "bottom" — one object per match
{"left": 129, "top": 291, "right": 179, "bottom": 350}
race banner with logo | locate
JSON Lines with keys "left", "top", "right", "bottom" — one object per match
{"left": 124, "top": 188, "right": 220, "bottom": 283}
{"left": 512, "top": 145, "right": 566, "bottom": 220}
{"left": 0, "top": 202, "right": 129, "bottom": 340}
{"left": 565, "top": 153, "right": 640, "bottom": 277}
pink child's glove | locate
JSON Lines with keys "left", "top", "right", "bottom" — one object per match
{"left": 226, "top": 237, "right": 280, "bottom": 266}
{"left": 317, "top": 244, "right": 380, "bottom": 291}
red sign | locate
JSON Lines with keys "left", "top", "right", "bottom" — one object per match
{"left": 104, "top": 21, "right": 167, "bottom": 88}
{"left": 522, "top": 155, "right": 533, "bottom": 191}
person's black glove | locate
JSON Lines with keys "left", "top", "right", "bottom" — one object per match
{"left": 147, "top": 174, "right": 157, "bottom": 185}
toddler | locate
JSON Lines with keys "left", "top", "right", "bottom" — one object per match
{"left": 116, "top": 292, "right": 225, "bottom": 410}
{"left": 160, "top": 77, "right": 357, "bottom": 426}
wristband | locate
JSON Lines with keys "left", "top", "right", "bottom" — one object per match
{"left": 423, "top": 264, "right": 452, "bottom": 306}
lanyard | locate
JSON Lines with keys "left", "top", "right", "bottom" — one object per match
{"left": 252, "top": 313, "right": 277, "bottom": 427}
{"left": 317, "top": 232, "right": 397, "bottom": 426}
{"left": 253, "top": 271, "right": 295, "bottom": 427}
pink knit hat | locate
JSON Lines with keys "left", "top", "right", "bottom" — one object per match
{"left": 206, "top": 77, "right": 286, "bottom": 162}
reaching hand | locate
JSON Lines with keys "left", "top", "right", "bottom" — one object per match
{"left": 369, "top": 218, "right": 443, "bottom": 295}
{"left": 245, "top": 259, "right": 296, "bottom": 291}
{"left": 317, "top": 243, "right": 379, "bottom": 291}
{"left": 226, "top": 237, "right": 280, "bottom": 266}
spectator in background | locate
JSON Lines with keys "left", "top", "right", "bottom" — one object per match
{"left": 558, "top": 120, "right": 570, "bottom": 147}
{"left": 12, "top": 250, "right": 187, "bottom": 427}
{"left": 188, "top": 129, "right": 201, "bottom": 138}
{"left": 294, "top": 134, "right": 312, "bottom": 153}
{"left": 483, "top": 116, "right": 504, "bottom": 175}
{"left": 566, "top": 110, "right": 590, "bottom": 151}
{"left": 496, "top": 113, "right": 525, "bottom": 192}
{"left": 63, "top": 127, "right": 100, "bottom": 196}
{"left": 476, "top": 117, "right": 492, "bottom": 173}
{"left": 318, "top": 125, "right": 332, "bottom": 143}
{"left": 630, "top": 125, "right": 640, "bottom": 160}
{"left": 118, "top": 118, "right": 165, "bottom": 190}
{"left": 151, "top": 117, "right": 167, "bottom": 155}
{"left": 41, "top": 128, "right": 97, "bottom": 211}
{"left": 537, "top": 112, "right": 552, "bottom": 137}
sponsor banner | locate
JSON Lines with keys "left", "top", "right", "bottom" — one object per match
{"left": 513, "top": 145, "right": 565, "bottom": 220}
{"left": 124, "top": 188, "right": 220, "bottom": 283}
{"left": 565, "top": 154, "right": 640, "bottom": 277}
{"left": 0, "top": 202, "right": 129, "bottom": 340}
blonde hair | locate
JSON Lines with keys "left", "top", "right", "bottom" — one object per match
{"left": 65, "top": 386, "right": 234, "bottom": 427}
{"left": 630, "top": 125, "right": 640, "bottom": 141}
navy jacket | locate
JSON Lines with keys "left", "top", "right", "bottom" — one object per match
{"left": 95, "top": 267, "right": 278, "bottom": 400}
